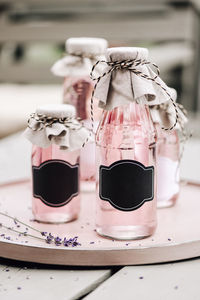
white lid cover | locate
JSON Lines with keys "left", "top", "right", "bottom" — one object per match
{"left": 24, "top": 104, "right": 92, "bottom": 151}
{"left": 51, "top": 37, "right": 108, "bottom": 77}
{"left": 149, "top": 88, "right": 188, "bottom": 130}
{"left": 66, "top": 37, "right": 108, "bottom": 55}
{"left": 93, "top": 47, "right": 176, "bottom": 111}
{"left": 106, "top": 47, "right": 148, "bottom": 61}
{"left": 36, "top": 104, "right": 76, "bottom": 119}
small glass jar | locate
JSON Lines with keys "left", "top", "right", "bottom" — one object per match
{"left": 96, "top": 102, "right": 157, "bottom": 240}
{"left": 24, "top": 104, "right": 90, "bottom": 224}
{"left": 149, "top": 88, "right": 181, "bottom": 208}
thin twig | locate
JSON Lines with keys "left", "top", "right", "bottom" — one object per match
{"left": 0, "top": 211, "right": 42, "bottom": 234}
{"left": 0, "top": 224, "right": 44, "bottom": 242}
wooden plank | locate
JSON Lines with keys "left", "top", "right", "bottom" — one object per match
{"left": 0, "top": 10, "right": 194, "bottom": 42}
{"left": 180, "top": 138, "right": 200, "bottom": 184}
{"left": 0, "top": 261, "right": 111, "bottom": 300}
{"left": 149, "top": 42, "right": 193, "bottom": 73}
{"left": 83, "top": 259, "right": 200, "bottom": 300}
{"left": 0, "top": 84, "right": 62, "bottom": 137}
{"left": 0, "top": 43, "right": 193, "bottom": 83}
{"left": 0, "top": 132, "right": 31, "bottom": 184}
{"left": 0, "top": 65, "right": 61, "bottom": 83}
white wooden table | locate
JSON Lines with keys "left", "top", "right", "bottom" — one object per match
{"left": 0, "top": 132, "right": 200, "bottom": 299}
{"left": 1, "top": 258, "right": 200, "bottom": 300}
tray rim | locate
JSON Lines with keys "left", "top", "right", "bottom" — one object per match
{"left": 0, "top": 239, "right": 200, "bottom": 266}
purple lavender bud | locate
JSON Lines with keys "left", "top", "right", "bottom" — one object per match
{"left": 45, "top": 234, "right": 54, "bottom": 244}
{"left": 54, "top": 236, "right": 62, "bottom": 246}
{"left": 63, "top": 239, "right": 69, "bottom": 247}
{"left": 41, "top": 232, "right": 48, "bottom": 237}
{"left": 72, "top": 241, "right": 81, "bottom": 247}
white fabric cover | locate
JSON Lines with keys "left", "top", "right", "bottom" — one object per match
{"left": 93, "top": 47, "right": 176, "bottom": 111}
{"left": 24, "top": 104, "right": 92, "bottom": 151}
{"left": 150, "top": 88, "right": 188, "bottom": 129}
{"left": 51, "top": 37, "right": 108, "bottom": 77}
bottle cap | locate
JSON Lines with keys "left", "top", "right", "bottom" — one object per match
{"left": 106, "top": 47, "right": 149, "bottom": 61}
{"left": 51, "top": 37, "right": 108, "bottom": 77}
{"left": 36, "top": 104, "right": 76, "bottom": 119}
{"left": 24, "top": 104, "right": 92, "bottom": 150}
{"left": 66, "top": 37, "right": 108, "bottom": 55}
{"left": 93, "top": 46, "right": 176, "bottom": 114}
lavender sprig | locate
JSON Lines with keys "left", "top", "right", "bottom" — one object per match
{"left": 0, "top": 212, "right": 81, "bottom": 247}
{"left": 54, "top": 236, "right": 62, "bottom": 246}
{"left": 63, "top": 236, "right": 81, "bottom": 247}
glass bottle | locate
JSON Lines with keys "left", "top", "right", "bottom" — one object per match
{"left": 156, "top": 125, "right": 180, "bottom": 208}
{"left": 95, "top": 101, "right": 157, "bottom": 240}
{"left": 51, "top": 37, "right": 108, "bottom": 182}
{"left": 25, "top": 104, "right": 82, "bottom": 224}
{"left": 149, "top": 87, "right": 181, "bottom": 208}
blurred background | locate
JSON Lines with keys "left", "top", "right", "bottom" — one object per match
{"left": 0, "top": 0, "right": 199, "bottom": 184}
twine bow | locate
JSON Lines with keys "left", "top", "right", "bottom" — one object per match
{"left": 89, "top": 57, "right": 179, "bottom": 132}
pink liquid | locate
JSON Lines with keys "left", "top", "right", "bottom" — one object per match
{"left": 32, "top": 144, "right": 80, "bottom": 223}
{"left": 95, "top": 102, "right": 157, "bottom": 240}
{"left": 156, "top": 125, "right": 180, "bottom": 208}
{"left": 63, "top": 77, "right": 102, "bottom": 182}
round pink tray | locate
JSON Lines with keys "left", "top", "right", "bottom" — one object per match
{"left": 0, "top": 180, "right": 199, "bottom": 266}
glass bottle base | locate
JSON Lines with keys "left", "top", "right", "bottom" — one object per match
{"left": 33, "top": 212, "right": 78, "bottom": 224}
{"left": 157, "top": 193, "right": 179, "bottom": 208}
{"left": 96, "top": 224, "right": 156, "bottom": 240}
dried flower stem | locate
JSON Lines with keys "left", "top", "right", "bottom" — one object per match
{"left": 0, "top": 224, "right": 44, "bottom": 242}
{"left": 0, "top": 211, "right": 41, "bottom": 234}
{"left": 0, "top": 211, "right": 81, "bottom": 247}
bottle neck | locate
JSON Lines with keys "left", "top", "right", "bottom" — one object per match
{"left": 99, "top": 102, "right": 154, "bottom": 133}
{"left": 63, "top": 76, "right": 93, "bottom": 120}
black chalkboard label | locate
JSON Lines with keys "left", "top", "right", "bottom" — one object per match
{"left": 33, "top": 159, "right": 79, "bottom": 207}
{"left": 99, "top": 160, "right": 154, "bottom": 211}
